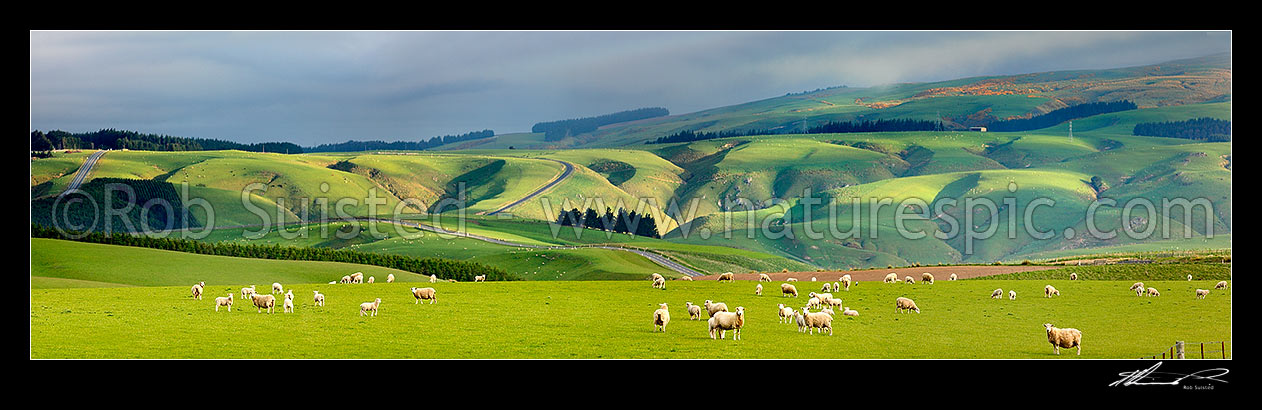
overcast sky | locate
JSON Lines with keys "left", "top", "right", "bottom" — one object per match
{"left": 30, "top": 30, "right": 1231, "bottom": 145}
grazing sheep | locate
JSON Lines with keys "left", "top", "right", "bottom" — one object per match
{"left": 1146, "top": 287, "right": 1161, "bottom": 297}
{"left": 825, "top": 297, "right": 843, "bottom": 309}
{"left": 1130, "top": 282, "right": 1146, "bottom": 292}
{"left": 814, "top": 292, "right": 834, "bottom": 304}
{"left": 678, "top": 276, "right": 694, "bottom": 281}
{"left": 1009, "top": 290, "right": 1017, "bottom": 300}
{"left": 895, "top": 297, "right": 920, "bottom": 314}
{"left": 367, "top": 276, "right": 375, "bottom": 284}
{"left": 904, "top": 276, "right": 915, "bottom": 285}
{"left": 1215, "top": 281, "right": 1228, "bottom": 290}
{"left": 214, "top": 293, "right": 233, "bottom": 312}
{"left": 811, "top": 277, "right": 817, "bottom": 282}
{"left": 1043, "top": 323, "right": 1082, "bottom": 355}
{"left": 821, "top": 282, "right": 832, "bottom": 292}
{"left": 191, "top": 282, "right": 204, "bottom": 300}
{"left": 759, "top": 273, "right": 772, "bottom": 282}
{"left": 718, "top": 272, "right": 734, "bottom": 283}
{"left": 1069, "top": 272, "right": 1078, "bottom": 281}
{"left": 1195, "top": 289, "right": 1210, "bottom": 299}
{"left": 843, "top": 308, "right": 859, "bottom": 317}
{"left": 1044, "top": 285, "right": 1060, "bottom": 298}
{"left": 474, "top": 275, "right": 486, "bottom": 282}
{"left": 704, "top": 300, "right": 729, "bottom": 317}
{"left": 921, "top": 273, "right": 934, "bottom": 284}
{"left": 786, "top": 278, "right": 798, "bottom": 282}
{"left": 842, "top": 274, "right": 852, "bottom": 283}
{"left": 285, "top": 289, "right": 294, "bottom": 301}
{"left": 686, "top": 302, "right": 702, "bottom": 320}
{"left": 350, "top": 272, "right": 364, "bottom": 284}
{"left": 821, "top": 307, "right": 835, "bottom": 316}
{"left": 283, "top": 296, "right": 295, "bottom": 313}
{"left": 802, "top": 308, "right": 834, "bottom": 335}
{"left": 251, "top": 293, "right": 276, "bottom": 314}
{"left": 1135, "top": 286, "right": 1146, "bottom": 297}
{"left": 652, "top": 277, "right": 666, "bottom": 290}
{"left": 833, "top": 282, "right": 841, "bottom": 292}
{"left": 430, "top": 274, "right": 437, "bottom": 283}
{"left": 991, "top": 288, "right": 1003, "bottom": 299}
{"left": 360, "top": 298, "right": 382, "bottom": 317}
{"left": 795, "top": 310, "right": 807, "bottom": 333}
{"left": 272, "top": 282, "right": 284, "bottom": 294}
{"left": 781, "top": 283, "right": 798, "bottom": 297}
{"left": 313, "top": 290, "right": 325, "bottom": 307}
{"left": 1187, "top": 274, "right": 1192, "bottom": 281}
{"left": 411, "top": 287, "right": 437, "bottom": 304}
{"left": 653, "top": 303, "right": 670, "bottom": 332}
{"left": 340, "top": 275, "right": 352, "bottom": 284}
{"left": 806, "top": 297, "right": 822, "bottom": 310}
{"left": 708, "top": 307, "right": 745, "bottom": 340}
{"left": 650, "top": 273, "right": 665, "bottom": 282}
{"left": 949, "top": 273, "right": 958, "bottom": 281}
{"left": 755, "top": 283, "right": 763, "bottom": 296}
{"left": 884, "top": 273, "right": 898, "bottom": 283}
{"left": 241, "top": 285, "right": 257, "bottom": 300}
{"left": 778, "top": 304, "right": 795, "bottom": 323}
{"left": 387, "top": 273, "right": 395, "bottom": 283}
{"left": 841, "top": 277, "right": 851, "bottom": 291}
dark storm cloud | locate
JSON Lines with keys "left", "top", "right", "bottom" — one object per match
{"left": 30, "top": 31, "right": 1230, "bottom": 145}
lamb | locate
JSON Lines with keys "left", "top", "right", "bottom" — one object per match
{"left": 841, "top": 274, "right": 852, "bottom": 283}
{"left": 949, "top": 273, "right": 958, "bottom": 281}
{"left": 921, "top": 273, "right": 934, "bottom": 284}
{"left": 1044, "top": 285, "right": 1060, "bottom": 298}
{"left": 1043, "top": 323, "right": 1082, "bottom": 355}
{"left": 653, "top": 303, "right": 670, "bottom": 332}
{"left": 678, "top": 276, "right": 694, "bottom": 281}
{"left": 285, "top": 289, "right": 294, "bottom": 301}
{"left": 652, "top": 277, "right": 666, "bottom": 290}
{"left": 786, "top": 278, "right": 798, "bottom": 282}
{"left": 1187, "top": 274, "right": 1192, "bottom": 281}
{"left": 991, "top": 288, "right": 1003, "bottom": 299}
{"left": 1130, "top": 282, "right": 1146, "bottom": 292}
{"left": 708, "top": 306, "right": 745, "bottom": 340}
{"left": 474, "top": 275, "right": 486, "bottom": 282}
{"left": 833, "top": 282, "right": 841, "bottom": 292}
{"left": 795, "top": 309, "right": 807, "bottom": 333}
{"left": 904, "top": 275, "right": 915, "bottom": 285}
{"left": 885, "top": 273, "right": 898, "bottom": 283}
{"left": 411, "top": 287, "right": 437, "bottom": 304}
{"left": 191, "top": 282, "right": 204, "bottom": 300}
{"left": 241, "top": 285, "right": 257, "bottom": 300}
{"left": 759, "top": 273, "right": 772, "bottom": 282}
{"left": 1146, "top": 287, "right": 1161, "bottom": 297}
{"left": 813, "top": 292, "right": 834, "bottom": 304}
{"left": 1135, "top": 286, "right": 1146, "bottom": 297}
{"left": 781, "top": 283, "right": 798, "bottom": 297}
{"left": 350, "top": 272, "right": 364, "bottom": 284}
{"left": 251, "top": 293, "right": 276, "bottom": 314}
{"left": 778, "top": 303, "right": 795, "bottom": 323}
{"left": 686, "top": 302, "right": 702, "bottom": 320}
{"left": 704, "top": 300, "right": 729, "bottom": 318}
{"left": 895, "top": 297, "right": 920, "bottom": 314}
{"left": 430, "top": 274, "right": 437, "bottom": 283}
{"left": 821, "top": 307, "right": 835, "bottom": 316}
{"left": 313, "top": 290, "right": 325, "bottom": 307}
{"left": 1069, "top": 272, "right": 1078, "bottom": 281}
{"left": 755, "top": 283, "right": 763, "bottom": 296}
{"left": 802, "top": 308, "right": 834, "bottom": 335}
{"left": 717, "top": 272, "right": 734, "bottom": 283}
{"left": 367, "top": 276, "right": 375, "bottom": 284}
{"left": 1009, "top": 290, "right": 1017, "bottom": 300}
{"left": 806, "top": 297, "right": 822, "bottom": 310}
{"left": 1215, "top": 281, "right": 1228, "bottom": 290}
{"left": 824, "top": 297, "right": 844, "bottom": 309}
{"left": 214, "top": 293, "right": 233, "bottom": 312}
{"left": 842, "top": 307, "right": 859, "bottom": 317}
{"left": 272, "top": 282, "right": 284, "bottom": 294}
{"left": 283, "top": 296, "right": 295, "bottom": 313}
{"left": 1195, "top": 289, "right": 1210, "bottom": 299}
{"left": 840, "top": 277, "right": 852, "bottom": 291}
{"left": 650, "top": 273, "right": 665, "bottom": 282}
{"left": 340, "top": 275, "right": 352, "bottom": 284}
{"left": 387, "top": 273, "right": 395, "bottom": 283}
{"left": 821, "top": 282, "right": 832, "bottom": 292}
{"left": 360, "top": 298, "right": 382, "bottom": 317}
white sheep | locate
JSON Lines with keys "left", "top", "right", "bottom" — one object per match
{"left": 814, "top": 292, "right": 834, "bottom": 304}
{"left": 1215, "top": 281, "right": 1228, "bottom": 290}
{"left": 718, "top": 272, "right": 734, "bottom": 283}
{"left": 781, "top": 283, "right": 798, "bottom": 297}
{"left": 191, "top": 282, "right": 204, "bottom": 300}
{"left": 283, "top": 296, "right": 295, "bottom": 313}
{"left": 367, "top": 276, "right": 375, "bottom": 284}
{"left": 795, "top": 309, "right": 807, "bottom": 333}
{"left": 650, "top": 273, "right": 665, "bottom": 282}
{"left": 679, "top": 276, "right": 694, "bottom": 281}
{"left": 841, "top": 274, "right": 852, "bottom": 283}
{"left": 802, "top": 307, "right": 834, "bottom": 335}
{"left": 1044, "top": 285, "right": 1060, "bottom": 298}
{"left": 1009, "top": 290, "right": 1017, "bottom": 300}
{"left": 704, "top": 300, "right": 729, "bottom": 318}
{"left": 272, "top": 282, "right": 284, "bottom": 294}
{"left": 921, "top": 273, "right": 934, "bottom": 284}
{"left": 411, "top": 287, "right": 437, "bottom": 304}
{"left": 1135, "top": 286, "right": 1146, "bottom": 297}
{"left": 652, "top": 277, "right": 666, "bottom": 290}
{"left": 653, "top": 303, "right": 670, "bottom": 332}
{"left": 1195, "top": 289, "right": 1210, "bottom": 299}
{"left": 1146, "top": 287, "right": 1161, "bottom": 297}
{"left": 806, "top": 297, "right": 822, "bottom": 310}
{"left": 430, "top": 274, "right": 438, "bottom": 283}
{"left": 360, "top": 298, "right": 382, "bottom": 316}
{"left": 833, "top": 281, "right": 841, "bottom": 292}
{"left": 991, "top": 288, "right": 1003, "bottom": 299}
{"left": 1187, "top": 274, "right": 1192, "bottom": 281}
{"left": 904, "top": 275, "right": 915, "bottom": 284}
{"left": 1130, "top": 282, "right": 1146, "bottom": 292}
{"left": 840, "top": 277, "right": 852, "bottom": 291}
{"left": 811, "top": 277, "right": 817, "bottom": 282}
{"left": 708, "top": 306, "right": 745, "bottom": 340}
{"left": 1044, "top": 323, "right": 1082, "bottom": 355}
{"left": 1069, "top": 272, "right": 1078, "bottom": 281}
{"left": 777, "top": 303, "right": 795, "bottom": 323}
{"left": 387, "top": 273, "right": 395, "bottom": 283}
{"left": 821, "top": 282, "right": 832, "bottom": 292}
{"left": 313, "top": 290, "right": 325, "bottom": 307}
{"left": 759, "top": 273, "right": 772, "bottom": 282}
{"left": 842, "top": 307, "right": 859, "bottom": 317}
{"left": 825, "top": 297, "right": 843, "bottom": 309}
{"left": 895, "top": 297, "right": 920, "bottom": 314}
{"left": 474, "top": 275, "right": 486, "bottom": 282}
{"left": 786, "top": 277, "right": 798, "bottom": 282}
{"left": 251, "top": 293, "right": 275, "bottom": 314}
{"left": 883, "top": 273, "right": 897, "bottom": 283}
{"left": 214, "top": 293, "right": 233, "bottom": 312}
{"left": 686, "top": 302, "right": 702, "bottom": 320}
{"left": 350, "top": 272, "right": 364, "bottom": 284}
{"left": 340, "top": 275, "right": 352, "bottom": 284}
{"left": 949, "top": 273, "right": 958, "bottom": 281}
{"left": 241, "top": 285, "right": 256, "bottom": 300}
{"left": 755, "top": 283, "right": 763, "bottom": 296}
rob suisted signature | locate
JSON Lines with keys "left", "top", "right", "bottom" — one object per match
{"left": 1109, "top": 361, "right": 1229, "bottom": 387}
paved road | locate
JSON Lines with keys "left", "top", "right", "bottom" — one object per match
{"left": 58, "top": 150, "right": 106, "bottom": 197}
{"left": 485, "top": 159, "right": 574, "bottom": 216}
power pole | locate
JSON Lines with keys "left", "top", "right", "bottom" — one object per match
{"left": 1068, "top": 121, "right": 1073, "bottom": 142}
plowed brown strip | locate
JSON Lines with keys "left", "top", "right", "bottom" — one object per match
{"left": 693, "top": 265, "right": 1061, "bottom": 282}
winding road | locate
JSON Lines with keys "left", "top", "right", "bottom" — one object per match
{"left": 58, "top": 150, "right": 106, "bottom": 198}
{"left": 485, "top": 158, "right": 574, "bottom": 216}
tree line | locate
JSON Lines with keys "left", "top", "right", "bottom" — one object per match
{"left": 1132, "top": 117, "right": 1230, "bottom": 142}
{"left": 986, "top": 100, "right": 1137, "bottom": 132}
{"left": 30, "top": 129, "right": 303, "bottom": 153}
{"left": 647, "top": 118, "right": 942, "bottom": 144}
{"left": 32, "top": 223, "right": 518, "bottom": 282}
{"left": 554, "top": 207, "right": 662, "bottom": 239}
{"left": 533, "top": 107, "right": 669, "bottom": 142}
{"left": 304, "top": 129, "right": 495, "bottom": 152}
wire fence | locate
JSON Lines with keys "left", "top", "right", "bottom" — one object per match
{"left": 1141, "top": 341, "right": 1230, "bottom": 359}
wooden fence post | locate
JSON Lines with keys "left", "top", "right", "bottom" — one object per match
{"left": 1176, "top": 341, "right": 1185, "bottom": 359}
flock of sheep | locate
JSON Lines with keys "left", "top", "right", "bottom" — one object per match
{"left": 649, "top": 271, "right": 1229, "bottom": 356}
{"left": 194, "top": 271, "right": 448, "bottom": 316}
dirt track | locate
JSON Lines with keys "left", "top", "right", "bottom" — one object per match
{"left": 692, "top": 265, "right": 1061, "bottom": 282}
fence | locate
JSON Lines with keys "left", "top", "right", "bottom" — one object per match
{"left": 1141, "top": 341, "right": 1230, "bottom": 359}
